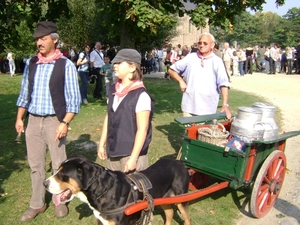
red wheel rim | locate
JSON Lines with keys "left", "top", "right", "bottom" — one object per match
{"left": 250, "top": 150, "right": 286, "bottom": 218}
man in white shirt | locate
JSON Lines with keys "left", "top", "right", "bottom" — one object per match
{"left": 90, "top": 41, "right": 105, "bottom": 100}
{"left": 223, "top": 42, "right": 233, "bottom": 78}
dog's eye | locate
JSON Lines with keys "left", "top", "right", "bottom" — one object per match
{"left": 57, "top": 171, "right": 69, "bottom": 182}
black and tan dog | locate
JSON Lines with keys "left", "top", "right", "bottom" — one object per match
{"left": 44, "top": 157, "right": 190, "bottom": 225}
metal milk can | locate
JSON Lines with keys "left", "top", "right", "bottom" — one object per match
{"left": 252, "top": 102, "right": 278, "bottom": 139}
{"left": 230, "top": 106, "right": 265, "bottom": 141}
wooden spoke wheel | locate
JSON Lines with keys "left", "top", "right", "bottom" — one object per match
{"left": 250, "top": 150, "right": 286, "bottom": 218}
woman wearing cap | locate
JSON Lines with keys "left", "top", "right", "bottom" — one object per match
{"left": 98, "top": 49, "right": 154, "bottom": 173}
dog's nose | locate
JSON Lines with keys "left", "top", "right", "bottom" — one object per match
{"left": 43, "top": 180, "right": 49, "bottom": 188}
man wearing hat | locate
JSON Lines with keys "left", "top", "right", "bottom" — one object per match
{"left": 15, "top": 21, "right": 81, "bottom": 221}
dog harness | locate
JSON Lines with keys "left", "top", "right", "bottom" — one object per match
{"left": 127, "top": 172, "right": 154, "bottom": 225}
{"left": 97, "top": 172, "right": 154, "bottom": 225}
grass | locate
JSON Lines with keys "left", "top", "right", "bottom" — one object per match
{"left": 0, "top": 73, "right": 282, "bottom": 224}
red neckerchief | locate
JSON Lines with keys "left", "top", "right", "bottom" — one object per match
{"left": 36, "top": 49, "right": 63, "bottom": 64}
{"left": 197, "top": 51, "right": 214, "bottom": 67}
{"left": 113, "top": 80, "right": 145, "bottom": 99}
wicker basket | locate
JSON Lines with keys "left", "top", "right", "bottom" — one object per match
{"left": 197, "top": 123, "right": 229, "bottom": 146}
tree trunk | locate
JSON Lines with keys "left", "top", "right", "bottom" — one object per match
{"left": 120, "top": 21, "right": 135, "bottom": 48}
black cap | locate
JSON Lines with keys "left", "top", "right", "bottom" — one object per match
{"left": 111, "top": 49, "right": 141, "bottom": 64}
{"left": 33, "top": 21, "right": 57, "bottom": 38}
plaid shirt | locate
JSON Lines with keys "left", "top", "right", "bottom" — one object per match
{"left": 16, "top": 57, "right": 81, "bottom": 115}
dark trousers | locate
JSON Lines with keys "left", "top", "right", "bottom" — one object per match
{"left": 93, "top": 68, "right": 103, "bottom": 98}
{"left": 245, "top": 56, "right": 253, "bottom": 74}
{"left": 269, "top": 58, "right": 276, "bottom": 74}
{"left": 287, "top": 59, "right": 293, "bottom": 74}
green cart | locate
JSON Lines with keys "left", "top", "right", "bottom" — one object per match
{"left": 175, "top": 113, "right": 300, "bottom": 218}
{"left": 125, "top": 113, "right": 300, "bottom": 219}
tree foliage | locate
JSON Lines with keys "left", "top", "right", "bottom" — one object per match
{"left": 211, "top": 7, "right": 300, "bottom": 49}
{"left": 0, "top": 0, "right": 70, "bottom": 58}
{"left": 1, "top": 0, "right": 290, "bottom": 58}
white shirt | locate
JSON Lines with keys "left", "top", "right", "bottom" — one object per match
{"left": 90, "top": 49, "right": 104, "bottom": 68}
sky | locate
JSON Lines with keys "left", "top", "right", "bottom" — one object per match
{"left": 259, "top": 0, "right": 299, "bottom": 16}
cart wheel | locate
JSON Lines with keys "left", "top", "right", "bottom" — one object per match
{"left": 188, "top": 169, "right": 210, "bottom": 190}
{"left": 250, "top": 150, "right": 286, "bottom": 218}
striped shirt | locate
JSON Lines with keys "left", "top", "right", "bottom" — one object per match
{"left": 16, "top": 57, "right": 81, "bottom": 116}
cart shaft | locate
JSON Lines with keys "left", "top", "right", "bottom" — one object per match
{"left": 124, "top": 181, "right": 230, "bottom": 215}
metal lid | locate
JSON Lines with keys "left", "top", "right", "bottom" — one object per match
{"left": 252, "top": 102, "right": 276, "bottom": 110}
{"left": 238, "top": 106, "right": 263, "bottom": 114}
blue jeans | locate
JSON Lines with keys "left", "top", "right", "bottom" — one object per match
{"left": 158, "top": 58, "right": 163, "bottom": 72}
{"left": 239, "top": 61, "right": 245, "bottom": 76}
{"left": 78, "top": 70, "right": 89, "bottom": 102}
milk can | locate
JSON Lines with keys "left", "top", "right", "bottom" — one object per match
{"left": 230, "top": 107, "right": 264, "bottom": 141}
{"left": 252, "top": 102, "right": 278, "bottom": 139}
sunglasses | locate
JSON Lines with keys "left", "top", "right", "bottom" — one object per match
{"left": 198, "top": 41, "right": 211, "bottom": 46}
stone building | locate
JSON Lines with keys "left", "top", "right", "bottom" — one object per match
{"left": 169, "top": 14, "right": 209, "bottom": 49}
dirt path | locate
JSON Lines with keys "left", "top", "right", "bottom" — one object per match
{"left": 230, "top": 73, "right": 300, "bottom": 225}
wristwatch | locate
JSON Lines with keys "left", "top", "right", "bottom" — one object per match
{"left": 223, "top": 104, "right": 229, "bottom": 107}
{"left": 61, "top": 120, "right": 69, "bottom": 126}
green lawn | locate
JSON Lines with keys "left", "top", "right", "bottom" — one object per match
{"left": 0, "top": 74, "right": 280, "bottom": 224}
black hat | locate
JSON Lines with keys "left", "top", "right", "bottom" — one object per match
{"left": 111, "top": 49, "right": 141, "bottom": 64}
{"left": 33, "top": 21, "right": 57, "bottom": 38}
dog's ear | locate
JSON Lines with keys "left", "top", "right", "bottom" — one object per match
{"left": 80, "top": 161, "right": 98, "bottom": 190}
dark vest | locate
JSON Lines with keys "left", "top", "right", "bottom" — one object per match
{"left": 28, "top": 56, "right": 67, "bottom": 122}
{"left": 106, "top": 85, "right": 154, "bottom": 158}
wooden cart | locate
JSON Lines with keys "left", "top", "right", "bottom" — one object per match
{"left": 125, "top": 113, "right": 300, "bottom": 219}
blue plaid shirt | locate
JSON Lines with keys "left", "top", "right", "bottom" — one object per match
{"left": 16, "top": 56, "right": 81, "bottom": 115}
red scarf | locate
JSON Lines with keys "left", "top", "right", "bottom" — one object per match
{"left": 36, "top": 49, "right": 63, "bottom": 64}
{"left": 113, "top": 80, "right": 145, "bottom": 99}
{"left": 197, "top": 51, "right": 214, "bottom": 67}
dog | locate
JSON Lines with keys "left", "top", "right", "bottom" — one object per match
{"left": 44, "top": 157, "right": 190, "bottom": 225}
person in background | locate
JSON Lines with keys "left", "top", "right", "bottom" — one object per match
{"left": 280, "top": 50, "right": 287, "bottom": 74}
{"left": 15, "top": 21, "right": 81, "bottom": 222}
{"left": 286, "top": 47, "right": 293, "bottom": 75}
{"left": 7, "top": 52, "right": 16, "bottom": 77}
{"left": 269, "top": 43, "right": 278, "bottom": 75}
{"left": 77, "top": 44, "right": 91, "bottom": 104}
{"left": 100, "top": 56, "right": 113, "bottom": 100}
{"left": 237, "top": 47, "right": 246, "bottom": 76}
{"left": 213, "top": 43, "right": 222, "bottom": 58}
{"left": 223, "top": 42, "right": 233, "bottom": 78}
{"left": 181, "top": 45, "right": 190, "bottom": 58}
{"left": 98, "top": 49, "right": 154, "bottom": 173}
{"left": 264, "top": 46, "right": 271, "bottom": 74}
{"left": 245, "top": 44, "right": 253, "bottom": 74}
{"left": 232, "top": 51, "right": 239, "bottom": 76}
{"left": 168, "top": 32, "right": 231, "bottom": 119}
{"left": 256, "top": 45, "right": 264, "bottom": 72}
{"left": 90, "top": 41, "right": 105, "bottom": 100}
{"left": 296, "top": 40, "right": 300, "bottom": 74}
{"left": 157, "top": 47, "right": 164, "bottom": 72}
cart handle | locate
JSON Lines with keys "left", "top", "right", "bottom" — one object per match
{"left": 124, "top": 181, "right": 229, "bottom": 216}
{"left": 174, "top": 113, "right": 227, "bottom": 126}
{"left": 252, "top": 130, "right": 300, "bottom": 144}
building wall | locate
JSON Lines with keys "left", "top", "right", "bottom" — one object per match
{"left": 169, "top": 14, "right": 209, "bottom": 48}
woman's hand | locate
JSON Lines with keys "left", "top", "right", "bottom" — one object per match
{"left": 98, "top": 146, "right": 106, "bottom": 160}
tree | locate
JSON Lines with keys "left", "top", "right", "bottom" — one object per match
{"left": 0, "top": 0, "right": 69, "bottom": 56}
{"left": 1, "top": 0, "right": 287, "bottom": 56}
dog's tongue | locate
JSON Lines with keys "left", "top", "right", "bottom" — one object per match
{"left": 54, "top": 193, "right": 62, "bottom": 207}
